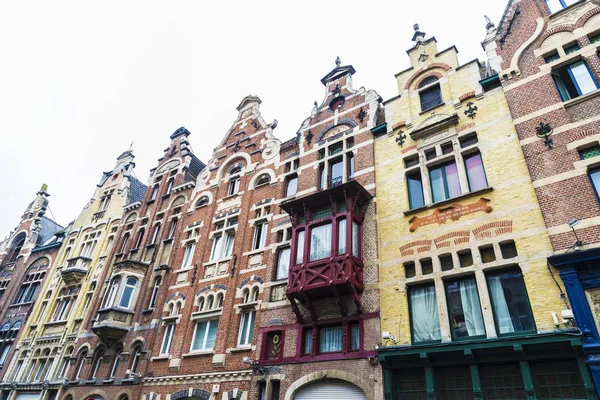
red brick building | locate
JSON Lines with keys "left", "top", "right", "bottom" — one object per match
{"left": 0, "top": 186, "right": 64, "bottom": 384}
{"left": 483, "top": 0, "right": 600, "bottom": 393}
{"left": 62, "top": 128, "right": 203, "bottom": 400}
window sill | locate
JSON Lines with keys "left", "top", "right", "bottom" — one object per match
{"left": 229, "top": 345, "right": 253, "bottom": 353}
{"left": 563, "top": 88, "right": 600, "bottom": 109}
{"left": 191, "top": 309, "right": 222, "bottom": 320}
{"left": 548, "top": 0, "right": 585, "bottom": 19}
{"left": 419, "top": 101, "right": 445, "bottom": 115}
{"left": 145, "top": 244, "right": 157, "bottom": 250}
{"left": 151, "top": 355, "right": 171, "bottom": 361}
{"left": 162, "top": 314, "right": 181, "bottom": 322}
{"left": 10, "top": 301, "right": 33, "bottom": 307}
{"left": 146, "top": 199, "right": 156, "bottom": 205}
{"left": 222, "top": 193, "right": 240, "bottom": 201}
{"left": 203, "top": 256, "right": 233, "bottom": 267}
{"left": 403, "top": 187, "right": 494, "bottom": 216}
{"left": 236, "top": 301, "right": 258, "bottom": 310}
{"left": 102, "top": 379, "right": 114, "bottom": 384}
{"left": 182, "top": 350, "right": 214, "bottom": 358}
{"left": 141, "top": 308, "right": 155, "bottom": 314}
{"left": 162, "top": 238, "right": 174, "bottom": 244}
{"left": 161, "top": 194, "right": 171, "bottom": 199}
{"left": 44, "top": 320, "right": 68, "bottom": 327}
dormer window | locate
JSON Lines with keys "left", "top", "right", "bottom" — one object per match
{"left": 98, "top": 193, "right": 111, "bottom": 212}
{"left": 255, "top": 174, "right": 271, "bottom": 187}
{"left": 419, "top": 76, "right": 443, "bottom": 111}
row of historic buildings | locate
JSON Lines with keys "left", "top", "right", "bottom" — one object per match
{"left": 1, "top": 0, "right": 600, "bottom": 399}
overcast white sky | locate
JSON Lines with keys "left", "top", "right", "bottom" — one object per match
{"left": 0, "top": 0, "right": 508, "bottom": 236}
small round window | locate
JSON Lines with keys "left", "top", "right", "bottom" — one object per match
{"left": 329, "top": 96, "right": 345, "bottom": 111}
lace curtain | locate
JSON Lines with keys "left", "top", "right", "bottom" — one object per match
{"left": 410, "top": 285, "right": 441, "bottom": 342}
{"left": 310, "top": 224, "right": 332, "bottom": 261}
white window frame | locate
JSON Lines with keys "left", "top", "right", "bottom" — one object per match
{"left": 191, "top": 319, "right": 219, "bottom": 351}
{"left": 118, "top": 277, "right": 137, "bottom": 309}
{"left": 160, "top": 323, "right": 175, "bottom": 355}
{"left": 252, "top": 221, "right": 268, "bottom": 250}
{"left": 237, "top": 310, "right": 256, "bottom": 346}
{"left": 181, "top": 243, "right": 195, "bottom": 269}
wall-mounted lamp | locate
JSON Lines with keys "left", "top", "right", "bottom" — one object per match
{"left": 567, "top": 219, "right": 583, "bottom": 250}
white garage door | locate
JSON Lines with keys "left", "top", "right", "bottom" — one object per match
{"left": 295, "top": 379, "right": 367, "bottom": 400}
{"left": 15, "top": 393, "right": 42, "bottom": 400}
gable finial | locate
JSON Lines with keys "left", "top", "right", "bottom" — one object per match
{"left": 412, "top": 24, "right": 426, "bottom": 43}
{"left": 335, "top": 56, "right": 341, "bottom": 67}
{"left": 484, "top": 15, "right": 495, "bottom": 30}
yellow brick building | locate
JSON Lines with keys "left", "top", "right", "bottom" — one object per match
{"left": 373, "top": 27, "right": 597, "bottom": 399}
{"left": 2, "top": 151, "right": 146, "bottom": 400}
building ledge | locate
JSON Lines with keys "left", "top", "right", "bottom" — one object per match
{"left": 563, "top": 88, "right": 600, "bottom": 109}
{"left": 403, "top": 187, "right": 494, "bottom": 216}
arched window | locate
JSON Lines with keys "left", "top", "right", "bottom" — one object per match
{"left": 198, "top": 297, "right": 205, "bottom": 311}
{"left": 105, "top": 277, "right": 121, "bottom": 308}
{"left": 148, "top": 277, "right": 161, "bottom": 309}
{"left": 168, "top": 217, "right": 178, "bottom": 239}
{"left": 251, "top": 287, "right": 259, "bottom": 302}
{"left": 228, "top": 166, "right": 242, "bottom": 196}
{"left": 150, "top": 185, "right": 159, "bottom": 201}
{"left": 419, "top": 76, "right": 443, "bottom": 111}
{"left": 74, "top": 349, "right": 88, "bottom": 379}
{"left": 216, "top": 293, "right": 224, "bottom": 309}
{"left": 7, "top": 234, "right": 26, "bottom": 263}
{"left": 174, "top": 301, "right": 181, "bottom": 315}
{"left": 120, "top": 233, "right": 130, "bottom": 254}
{"left": 151, "top": 224, "right": 161, "bottom": 244}
{"left": 134, "top": 228, "right": 145, "bottom": 249}
{"left": 196, "top": 196, "right": 209, "bottom": 208}
{"left": 207, "top": 295, "right": 214, "bottom": 310}
{"left": 255, "top": 174, "right": 271, "bottom": 187}
{"left": 90, "top": 348, "right": 105, "bottom": 379}
{"left": 242, "top": 289, "right": 250, "bottom": 304}
{"left": 110, "top": 348, "right": 122, "bottom": 378}
{"left": 119, "top": 277, "right": 137, "bottom": 309}
{"left": 130, "top": 345, "right": 142, "bottom": 373}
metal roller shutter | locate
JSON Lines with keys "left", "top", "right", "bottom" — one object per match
{"left": 15, "top": 394, "right": 42, "bottom": 400}
{"left": 295, "top": 378, "right": 367, "bottom": 400}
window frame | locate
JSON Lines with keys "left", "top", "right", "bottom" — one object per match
{"left": 551, "top": 60, "right": 599, "bottom": 102}
{"left": 160, "top": 323, "right": 176, "bottom": 355}
{"left": 419, "top": 77, "right": 443, "bottom": 111}
{"left": 190, "top": 319, "right": 220, "bottom": 351}
{"left": 237, "top": 310, "right": 256, "bottom": 346}
{"left": 589, "top": 168, "right": 600, "bottom": 202}
{"left": 118, "top": 277, "right": 138, "bottom": 309}
{"left": 408, "top": 283, "right": 442, "bottom": 345}
{"left": 485, "top": 268, "right": 537, "bottom": 337}
{"left": 444, "top": 276, "right": 486, "bottom": 342}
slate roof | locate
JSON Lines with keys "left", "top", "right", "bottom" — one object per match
{"left": 128, "top": 176, "right": 148, "bottom": 205}
{"left": 38, "top": 216, "right": 64, "bottom": 245}
{"left": 188, "top": 154, "right": 206, "bottom": 180}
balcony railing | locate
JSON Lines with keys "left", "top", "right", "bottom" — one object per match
{"left": 61, "top": 256, "right": 92, "bottom": 285}
{"left": 287, "top": 253, "right": 364, "bottom": 298}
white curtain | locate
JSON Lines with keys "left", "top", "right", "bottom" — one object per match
{"left": 319, "top": 326, "right": 342, "bottom": 352}
{"left": 352, "top": 222, "right": 359, "bottom": 257}
{"left": 223, "top": 232, "right": 235, "bottom": 257}
{"left": 489, "top": 275, "right": 515, "bottom": 334}
{"left": 338, "top": 219, "right": 347, "bottom": 254}
{"left": 296, "top": 231, "right": 305, "bottom": 264}
{"left": 459, "top": 279, "right": 486, "bottom": 336}
{"left": 276, "top": 248, "right": 291, "bottom": 280}
{"left": 310, "top": 224, "right": 332, "bottom": 261}
{"left": 410, "top": 286, "right": 441, "bottom": 342}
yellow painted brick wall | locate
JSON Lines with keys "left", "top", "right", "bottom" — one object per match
{"left": 377, "top": 45, "right": 566, "bottom": 345}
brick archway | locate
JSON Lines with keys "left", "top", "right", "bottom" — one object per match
{"left": 284, "top": 369, "right": 374, "bottom": 400}
{"left": 169, "top": 388, "right": 211, "bottom": 400}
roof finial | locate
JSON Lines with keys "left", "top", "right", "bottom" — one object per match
{"left": 412, "top": 24, "right": 426, "bottom": 43}
{"left": 335, "top": 56, "right": 341, "bottom": 67}
{"left": 484, "top": 15, "right": 495, "bottom": 30}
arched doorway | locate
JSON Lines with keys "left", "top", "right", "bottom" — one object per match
{"left": 295, "top": 379, "right": 366, "bottom": 399}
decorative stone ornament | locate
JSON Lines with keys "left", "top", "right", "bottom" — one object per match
{"left": 535, "top": 121, "right": 553, "bottom": 150}
{"left": 396, "top": 130, "right": 407, "bottom": 147}
{"left": 464, "top": 102, "right": 478, "bottom": 119}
